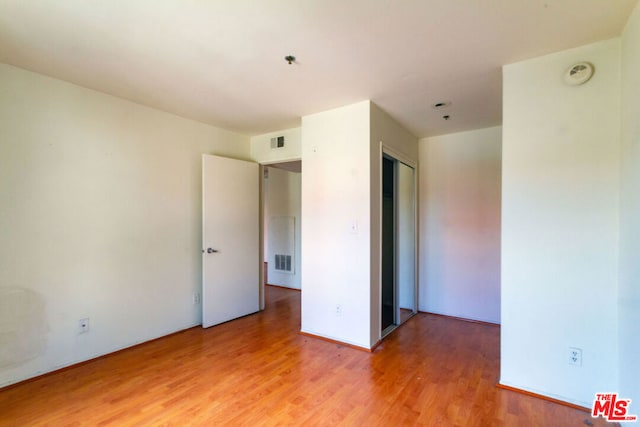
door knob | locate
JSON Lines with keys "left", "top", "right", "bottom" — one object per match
{"left": 206, "top": 248, "right": 218, "bottom": 254}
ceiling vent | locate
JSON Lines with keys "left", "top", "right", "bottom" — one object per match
{"left": 270, "top": 136, "right": 285, "bottom": 149}
{"left": 564, "top": 62, "right": 594, "bottom": 86}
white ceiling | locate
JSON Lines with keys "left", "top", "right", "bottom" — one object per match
{"left": 0, "top": 0, "right": 637, "bottom": 138}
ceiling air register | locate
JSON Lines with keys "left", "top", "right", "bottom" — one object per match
{"left": 564, "top": 62, "right": 594, "bottom": 86}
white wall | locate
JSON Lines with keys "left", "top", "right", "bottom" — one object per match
{"left": 0, "top": 63, "right": 250, "bottom": 387}
{"left": 501, "top": 40, "right": 620, "bottom": 406}
{"left": 250, "top": 127, "right": 301, "bottom": 164}
{"left": 300, "top": 101, "right": 417, "bottom": 348}
{"left": 264, "top": 167, "right": 301, "bottom": 289}
{"left": 619, "top": 2, "right": 640, "bottom": 404}
{"left": 419, "top": 127, "right": 502, "bottom": 323}
{"left": 301, "top": 101, "right": 371, "bottom": 348}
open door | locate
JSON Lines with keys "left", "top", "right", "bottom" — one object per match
{"left": 202, "top": 154, "right": 260, "bottom": 328}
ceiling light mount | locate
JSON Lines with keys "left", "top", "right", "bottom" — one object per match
{"left": 432, "top": 101, "right": 451, "bottom": 110}
{"left": 284, "top": 55, "right": 296, "bottom": 65}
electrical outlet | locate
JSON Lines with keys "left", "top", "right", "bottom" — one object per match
{"left": 335, "top": 304, "right": 342, "bottom": 317}
{"left": 193, "top": 292, "right": 201, "bottom": 305}
{"left": 78, "top": 318, "right": 90, "bottom": 334}
{"left": 568, "top": 347, "right": 582, "bottom": 366}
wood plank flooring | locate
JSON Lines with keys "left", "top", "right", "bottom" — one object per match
{"left": 0, "top": 286, "right": 605, "bottom": 426}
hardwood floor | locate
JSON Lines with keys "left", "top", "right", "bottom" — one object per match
{"left": 0, "top": 286, "right": 604, "bottom": 426}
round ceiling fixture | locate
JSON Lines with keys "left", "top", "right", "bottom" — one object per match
{"left": 564, "top": 62, "right": 594, "bottom": 86}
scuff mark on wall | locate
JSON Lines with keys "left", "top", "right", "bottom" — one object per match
{"left": 0, "top": 288, "right": 47, "bottom": 369}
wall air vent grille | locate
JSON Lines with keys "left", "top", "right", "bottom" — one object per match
{"left": 270, "top": 136, "right": 285, "bottom": 149}
{"left": 274, "top": 254, "right": 292, "bottom": 272}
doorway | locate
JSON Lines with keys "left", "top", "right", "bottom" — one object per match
{"left": 381, "top": 153, "right": 417, "bottom": 337}
{"left": 261, "top": 160, "right": 302, "bottom": 307}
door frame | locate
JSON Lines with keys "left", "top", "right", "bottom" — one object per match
{"left": 259, "top": 158, "right": 302, "bottom": 310}
{"left": 379, "top": 144, "right": 418, "bottom": 338}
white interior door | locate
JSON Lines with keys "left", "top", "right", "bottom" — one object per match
{"left": 202, "top": 154, "right": 259, "bottom": 328}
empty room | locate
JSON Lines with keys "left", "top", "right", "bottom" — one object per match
{"left": 1, "top": 1, "right": 639, "bottom": 425}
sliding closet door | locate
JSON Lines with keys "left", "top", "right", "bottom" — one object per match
{"left": 381, "top": 153, "right": 417, "bottom": 337}
{"left": 396, "top": 162, "right": 416, "bottom": 324}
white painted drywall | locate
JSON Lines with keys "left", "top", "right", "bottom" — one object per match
{"left": 300, "top": 101, "right": 372, "bottom": 348}
{"left": 619, "top": 2, "right": 640, "bottom": 405}
{"left": 501, "top": 39, "right": 621, "bottom": 407}
{"left": 418, "top": 127, "right": 502, "bottom": 323}
{"left": 301, "top": 101, "right": 417, "bottom": 349}
{"left": 264, "top": 167, "right": 301, "bottom": 289}
{"left": 370, "top": 103, "right": 418, "bottom": 346}
{"left": 250, "top": 127, "right": 301, "bottom": 164}
{"left": 0, "top": 63, "right": 250, "bottom": 387}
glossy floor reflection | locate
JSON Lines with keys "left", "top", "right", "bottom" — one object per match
{"left": 0, "top": 286, "right": 604, "bottom": 426}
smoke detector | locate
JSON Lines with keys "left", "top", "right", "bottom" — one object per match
{"left": 564, "top": 62, "right": 594, "bottom": 86}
